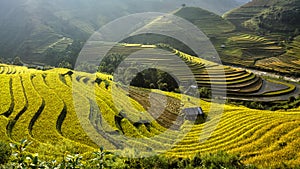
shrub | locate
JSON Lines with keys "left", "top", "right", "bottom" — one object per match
{"left": 88, "top": 146, "right": 113, "bottom": 169}
{"left": 12, "top": 56, "right": 23, "bottom": 66}
{"left": 0, "top": 142, "right": 11, "bottom": 164}
{"left": 1, "top": 140, "right": 259, "bottom": 169}
{"left": 104, "top": 80, "right": 110, "bottom": 89}
{"left": 122, "top": 155, "right": 169, "bottom": 169}
{"left": 201, "top": 151, "right": 247, "bottom": 169}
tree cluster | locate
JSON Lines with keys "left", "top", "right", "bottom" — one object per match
{"left": 247, "top": 5, "right": 300, "bottom": 33}
{"left": 44, "top": 40, "right": 84, "bottom": 68}
{"left": 228, "top": 95, "right": 300, "bottom": 111}
{"left": 129, "top": 68, "right": 179, "bottom": 92}
{"left": 98, "top": 53, "right": 126, "bottom": 74}
{"left": 98, "top": 53, "right": 180, "bottom": 92}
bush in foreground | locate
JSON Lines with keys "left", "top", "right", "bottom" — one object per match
{"left": 0, "top": 139, "right": 258, "bottom": 169}
{"left": 0, "top": 141, "right": 11, "bottom": 165}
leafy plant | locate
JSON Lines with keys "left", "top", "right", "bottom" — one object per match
{"left": 64, "top": 153, "right": 84, "bottom": 169}
{"left": 8, "top": 139, "right": 48, "bottom": 168}
{"left": 0, "top": 141, "right": 11, "bottom": 164}
{"left": 9, "top": 139, "right": 32, "bottom": 164}
{"left": 88, "top": 146, "right": 113, "bottom": 169}
{"left": 201, "top": 151, "right": 247, "bottom": 169}
{"left": 0, "top": 140, "right": 260, "bottom": 169}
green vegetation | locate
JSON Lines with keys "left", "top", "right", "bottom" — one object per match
{"left": 130, "top": 68, "right": 179, "bottom": 92}
{"left": 0, "top": 141, "right": 11, "bottom": 165}
{"left": 1, "top": 139, "right": 255, "bottom": 169}
{"left": 12, "top": 57, "right": 23, "bottom": 66}
{"left": 98, "top": 53, "right": 126, "bottom": 74}
{"left": 243, "top": 0, "right": 300, "bottom": 33}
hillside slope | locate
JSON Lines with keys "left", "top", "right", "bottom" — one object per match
{"left": 174, "top": 7, "right": 236, "bottom": 37}
{"left": 0, "top": 0, "right": 240, "bottom": 64}
{"left": 123, "top": 7, "right": 236, "bottom": 61}
{"left": 225, "top": 0, "right": 300, "bottom": 33}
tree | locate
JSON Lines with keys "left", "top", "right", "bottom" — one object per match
{"left": 104, "top": 80, "right": 110, "bottom": 90}
{"left": 181, "top": 4, "right": 186, "bottom": 8}
{"left": 76, "top": 62, "right": 97, "bottom": 73}
{"left": 58, "top": 61, "right": 72, "bottom": 69}
{"left": 289, "top": 96, "right": 296, "bottom": 103}
{"left": 131, "top": 72, "right": 145, "bottom": 87}
{"left": 12, "top": 56, "right": 23, "bottom": 66}
{"left": 199, "top": 87, "right": 211, "bottom": 98}
{"left": 158, "top": 72, "right": 178, "bottom": 91}
{"left": 158, "top": 83, "right": 168, "bottom": 91}
{"left": 98, "top": 53, "right": 126, "bottom": 74}
{"left": 95, "top": 78, "right": 103, "bottom": 85}
{"left": 149, "top": 83, "right": 156, "bottom": 89}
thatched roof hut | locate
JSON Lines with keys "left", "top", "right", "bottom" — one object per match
{"left": 181, "top": 107, "right": 204, "bottom": 121}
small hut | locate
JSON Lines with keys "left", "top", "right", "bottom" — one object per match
{"left": 181, "top": 107, "right": 205, "bottom": 123}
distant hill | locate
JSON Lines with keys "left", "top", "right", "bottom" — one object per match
{"left": 123, "top": 7, "right": 236, "bottom": 62}
{"left": 235, "top": 0, "right": 251, "bottom": 4}
{"left": 0, "top": 0, "right": 240, "bottom": 65}
{"left": 225, "top": 0, "right": 300, "bottom": 33}
{"left": 174, "top": 7, "right": 236, "bottom": 36}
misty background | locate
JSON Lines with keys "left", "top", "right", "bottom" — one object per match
{"left": 0, "top": 0, "right": 250, "bottom": 65}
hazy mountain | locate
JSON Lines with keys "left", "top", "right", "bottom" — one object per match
{"left": 123, "top": 6, "right": 235, "bottom": 62}
{"left": 234, "top": 0, "right": 251, "bottom": 4}
{"left": 225, "top": 0, "right": 300, "bottom": 33}
{"left": 0, "top": 0, "right": 241, "bottom": 64}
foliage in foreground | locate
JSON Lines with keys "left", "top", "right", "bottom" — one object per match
{"left": 0, "top": 141, "right": 11, "bottom": 165}
{"left": 0, "top": 139, "right": 257, "bottom": 169}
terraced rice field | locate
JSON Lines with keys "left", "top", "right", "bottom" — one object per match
{"left": 0, "top": 63, "right": 300, "bottom": 168}
{"left": 255, "top": 35, "right": 300, "bottom": 74}
{"left": 102, "top": 45, "right": 300, "bottom": 102}
{"left": 220, "top": 33, "right": 284, "bottom": 67}
{"left": 166, "top": 105, "right": 300, "bottom": 168}
{"left": 223, "top": 3, "right": 300, "bottom": 76}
